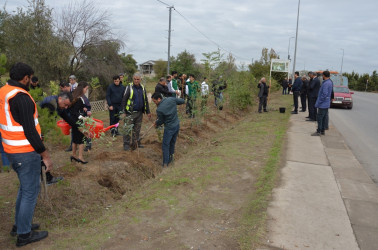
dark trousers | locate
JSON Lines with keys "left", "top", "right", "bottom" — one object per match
{"left": 293, "top": 91, "right": 300, "bottom": 112}
{"left": 109, "top": 104, "right": 122, "bottom": 125}
{"left": 300, "top": 93, "right": 307, "bottom": 111}
{"left": 316, "top": 108, "right": 328, "bottom": 133}
{"left": 308, "top": 96, "right": 317, "bottom": 120}
{"left": 258, "top": 96, "right": 267, "bottom": 112}
{"left": 162, "top": 124, "right": 180, "bottom": 165}
{"left": 123, "top": 111, "right": 143, "bottom": 146}
{"left": 282, "top": 87, "right": 287, "bottom": 95}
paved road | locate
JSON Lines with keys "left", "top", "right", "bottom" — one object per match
{"left": 330, "top": 91, "right": 378, "bottom": 184}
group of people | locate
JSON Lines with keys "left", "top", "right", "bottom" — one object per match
{"left": 290, "top": 70, "right": 334, "bottom": 136}
{"left": 0, "top": 60, "right": 231, "bottom": 246}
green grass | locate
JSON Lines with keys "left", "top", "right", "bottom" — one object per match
{"left": 237, "top": 95, "right": 292, "bottom": 249}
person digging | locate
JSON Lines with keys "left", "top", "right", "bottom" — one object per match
{"left": 151, "top": 92, "right": 185, "bottom": 167}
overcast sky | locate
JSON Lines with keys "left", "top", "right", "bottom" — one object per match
{"left": 4, "top": 0, "right": 378, "bottom": 74}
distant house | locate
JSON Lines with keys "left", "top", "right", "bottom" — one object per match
{"left": 139, "top": 60, "right": 156, "bottom": 75}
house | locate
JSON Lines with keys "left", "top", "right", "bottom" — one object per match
{"left": 139, "top": 60, "right": 156, "bottom": 75}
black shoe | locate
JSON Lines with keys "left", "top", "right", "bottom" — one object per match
{"left": 77, "top": 158, "right": 88, "bottom": 164}
{"left": 264, "top": 110, "right": 268, "bottom": 112}
{"left": 16, "top": 230, "right": 48, "bottom": 247}
{"left": 65, "top": 145, "right": 72, "bottom": 152}
{"left": 123, "top": 145, "right": 130, "bottom": 151}
{"left": 300, "top": 110, "right": 306, "bottom": 112}
{"left": 291, "top": 111, "right": 298, "bottom": 114}
{"left": 305, "top": 116, "right": 310, "bottom": 118}
{"left": 311, "top": 132, "right": 321, "bottom": 136}
{"left": 138, "top": 144, "right": 144, "bottom": 148}
{"left": 10, "top": 224, "right": 40, "bottom": 237}
{"left": 70, "top": 156, "right": 80, "bottom": 162}
{"left": 306, "top": 119, "right": 315, "bottom": 121}
{"left": 321, "top": 131, "right": 325, "bottom": 135}
{"left": 258, "top": 110, "right": 262, "bottom": 113}
{"left": 324, "top": 128, "right": 329, "bottom": 130}
{"left": 47, "top": 176, "right": 64, "bottom": 186}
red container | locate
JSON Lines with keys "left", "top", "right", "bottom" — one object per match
{"left": 86, "top": 118, "right": 104, "bottom": 138}
{"left": 57, "top": 120, "right": 71, "bottom": 135}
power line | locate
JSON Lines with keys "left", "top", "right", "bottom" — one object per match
{"left": 173, "top": 8, "right": 250, "bottom": 61}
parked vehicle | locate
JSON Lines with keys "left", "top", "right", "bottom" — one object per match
{"left": 331, "top": 85, "right": 354, "bottom": 109}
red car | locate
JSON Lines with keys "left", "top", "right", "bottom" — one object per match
{"left": 331, "top": 85, "right": 354, "bottom": 109}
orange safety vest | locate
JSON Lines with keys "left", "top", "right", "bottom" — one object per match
{"left": 0, "top": 84, "right": 41, "bottom": 153}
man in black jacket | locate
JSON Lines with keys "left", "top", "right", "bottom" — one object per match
{"left": 257, "top": 77, "right": 269, "bottom": 113}
{"left": 0, "top": 62, "right": 52, "bottom": 246}
{"left": 121, "top": 73, "right": 151, "bottom": 150}
{"left": 106, "top": 75, "right": 126, "bottom": 136}
{"left": 307, "top": 72, "right": 321, "bottom": 121}
{"left": 300, "top": 76, "right": 308, "bottom": 112}
{"left": 155, "top": 77, "right": 171, "bottom": 98}
{"left": 291, "top": 71, "right": 303, "bottom": 114}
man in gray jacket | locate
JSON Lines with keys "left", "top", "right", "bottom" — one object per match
{"left": 151, "top": 92, "right": 185, "bottom": 168}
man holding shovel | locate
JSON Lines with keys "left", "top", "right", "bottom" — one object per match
{"left": 151, "top": 92, "right": 185, "bottom": 168}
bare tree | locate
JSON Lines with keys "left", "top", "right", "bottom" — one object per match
{"left": 57, "top": 0, "right": 121, "bottom": 75}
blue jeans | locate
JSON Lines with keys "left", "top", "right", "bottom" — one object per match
{"left": 6, "top": 151, "right": 41, "bottom": 234}
{"left": 0, "top": 136, "right": 10, "bottom": 166}
{"left": 162, "top": 124, "right": 179, "bottom": 165}
{"left": 317, "top": 108, "right": 328, "bottom": 133}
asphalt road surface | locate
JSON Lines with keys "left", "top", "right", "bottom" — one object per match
{"left": 329, "top": 91, "right": 378, "bottom": 184}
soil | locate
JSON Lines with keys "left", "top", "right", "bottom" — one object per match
{"left": 0, "top": 92, "right": 287, "bottom": 249}
{"left": 0, "top": 97, "right": 248, "bottom": 249}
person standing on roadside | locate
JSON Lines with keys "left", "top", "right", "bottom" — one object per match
{"left": 151, "top": 92, "right": 185, "bottom": 168}
{"left": 281, "top": 78, "right": 289, "bottom": 95}
{"left": 307, "top": 72, "right": 320, "bottom": 121}
{"left": 257, "top": 77, "right": 269, "bottom": 113}
{"left": 0, "top": 62, "right": 52, "bottom": 247}
{"left": 291, "top": 71, "right": 302, "bottom": 114}
{"left": 121, "top": 73, "right": 151, "bottom": 150}
{"left": 312, "top": 70, "right": 333, "bottom": 136}
{"left": 106, "top": 75, "right": 126, "bottom": 136}
{"left": 300, "top": 76, "right": 308, "bottom": 112}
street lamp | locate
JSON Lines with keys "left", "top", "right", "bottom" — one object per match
{"left": 288, "top": 36, "right": 295, "bottom": 60}
{"left": 291, "top": 0, "right": 300, "bottom": 82}
{"left": 340, "top": 48, "right": 344, "bottom": 75}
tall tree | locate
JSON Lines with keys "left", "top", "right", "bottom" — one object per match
{"left": 170, "top": 50, "right": 198, "bottom": 76}
{"left": 120, "top": 53, "right": 137, "bottom": 82}
{"left": 2, "top": 0, "right": 70, "bottom": 83}
{"left": 57, "top": 0, "right": 121, "bottom": 75}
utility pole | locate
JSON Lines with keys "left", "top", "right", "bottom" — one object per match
{"left": 291, "top": 0, "right": 300, "bottom": 82}
{"left": 157, "top": 0, "right": 174, "bottom": 75}
{"left": 288, "top": 36, "right": 295, "bottom": 60}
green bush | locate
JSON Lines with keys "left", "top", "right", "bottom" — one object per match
{"left": 228, "top": 71, "right": 256, "bottom": 110}
{"left": 38, "top": 106, "right": 70, "bottom": 146}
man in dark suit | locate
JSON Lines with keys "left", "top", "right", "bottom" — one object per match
{"left": 307, "top": 72, "right": 321, "bottom": 121}
{"left": 257, "top": 77, "right": 269, "bottom": 113}
{"left": 300, "top": 76, "right": 308, "bottom": 112}
{"left": 291, "top": 71, "right": 302, "bottom": 114}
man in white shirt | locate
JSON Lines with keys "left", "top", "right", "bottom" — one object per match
{"left": 201, "top": 77, "right": 209, "bottom": 110}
